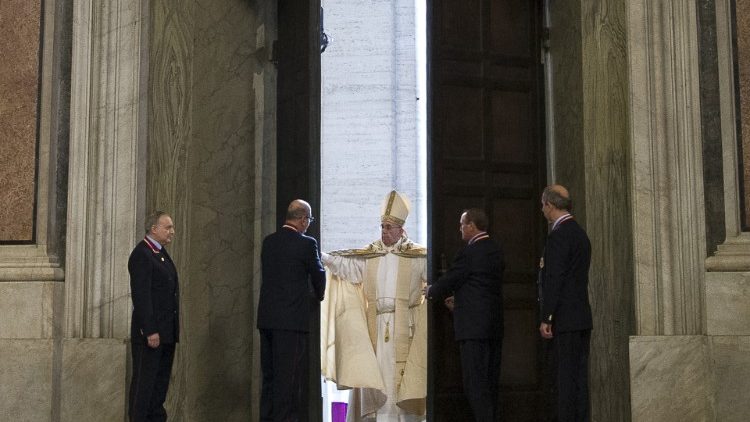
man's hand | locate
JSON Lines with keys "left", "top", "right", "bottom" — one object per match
{"left": 539, "top": 322, "right": 553, "bottom": 339}
{"left": 147, "top": 333, "right": 160, "bottom": 349}
{"left": 444, "top": 296, "right": 455, "bottom": 312}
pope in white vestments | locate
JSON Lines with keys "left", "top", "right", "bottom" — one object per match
{"left": 321, "top": 191, "right": 427, "bottom": 421}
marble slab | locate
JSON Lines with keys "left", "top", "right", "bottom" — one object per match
{"left": 706, "top": 272, "right": 750, "bottom": 335}
{"left": 629, "top": 336, "right": 712, "bottom": 421}
{"left": 60, "top": 339, "right": 127, "bottom": 421}
{"left": 0, "top": 281, "right": 63, "bottom": 338}
{"left": 711, "top": 336, "right": 750, "bottom": 421}
{"left": 0, "top": 339, "right": 53, "bottom": 421}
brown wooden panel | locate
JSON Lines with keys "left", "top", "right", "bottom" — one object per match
{"left": 438, "top": 0, "right": 481, "bottom": 51}
{"left": 490, "top": 0, "right": 532, "bottom": 58}
{"left": 440, "top": 86, "right": 484, "bottom": 159}
{"left": 501, "top": 308, "right": 539, "bottom": 385}
{"left": 491, "top": 171, "right": 534, "bottom": 190}
{"left": 488, "top": 63, "right": 533, "bottom": 84}
{"left": 491, "top": 90, "right": 533, "bottom": 164}
{"left": 440, "top": 60, "right": 483, "bottom": 80}
{"left": 491, "top": 197, "right": 537, "bottom": 276}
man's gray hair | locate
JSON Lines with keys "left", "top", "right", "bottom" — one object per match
{"left": 542, "top": 186, "right": 572, "bottom": 211}
{"left": 145, "top": 211, "right": 170, "bottom": 233}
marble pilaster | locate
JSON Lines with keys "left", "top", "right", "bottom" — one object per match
{"left": 627, "top": 0, "right": 707, "bottom": 336}
{"left": 65, "top": 0, "right": 148, "bottom": 339}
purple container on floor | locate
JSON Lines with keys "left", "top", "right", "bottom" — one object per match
{"left": 331, "top": 402, "right": 347, "bottom": 422}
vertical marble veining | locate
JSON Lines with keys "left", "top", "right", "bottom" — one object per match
{"left": 549, "top": 0, "right": 585, "bottom": 215}
{"left": 581, "top": 1, "right": 634, "bottom": 421}
{"left": 549, "top": 1, "right": 633, "bottom": 420}
{"left": 149, "top": 0, "right": 265, "bottom": 419}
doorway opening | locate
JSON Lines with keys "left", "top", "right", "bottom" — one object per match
{"left": 318, "top": 0, "right": 427, "bottom": 420}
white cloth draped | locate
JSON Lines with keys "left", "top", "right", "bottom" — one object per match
{"left": 321, "top": 238, "right": 427, "bottom": 422}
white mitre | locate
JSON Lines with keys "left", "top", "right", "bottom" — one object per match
{"left": 381, "top": 190, "right": 410, "bottom": 226}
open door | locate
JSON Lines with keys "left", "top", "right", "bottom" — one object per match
{"left": 277, "top": 1, "right": 322, "bottom": 420}
{"left": 427, "top": 1, "right": 549, "bottom": 420}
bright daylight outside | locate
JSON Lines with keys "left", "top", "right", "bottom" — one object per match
{"left": 319, "top": 0, "right": 427, "bottom": 420}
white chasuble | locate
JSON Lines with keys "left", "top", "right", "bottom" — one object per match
{"left": 321, "top": 237, "right": 427, "bottom": 421}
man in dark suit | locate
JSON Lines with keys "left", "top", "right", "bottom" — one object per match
{"left": 128, "top": 211, "right": 179, "bottom": 422}
{"left": 427, "top": 208, "right": 505, "bottom": 422}
{"left": 538, "top": 185, "right": 592, "bottom": 422}
{"left": 257, "top": 199, "right": 326, "bottom": 421}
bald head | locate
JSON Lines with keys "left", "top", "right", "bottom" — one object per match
{"left": 286, "top": 200, "right": 311, "bottom": 220}
{"left": 285, "top": 199, "right": 313, "bottom": 233}
{"left": 542, "top": 185, "right": 571, "bottom": 211}
{"left": 541, "top": 185, "right": 572, "bottom": 224}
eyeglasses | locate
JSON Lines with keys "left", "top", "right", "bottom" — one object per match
{"left": 304, "top": 216, "right": 316, "bottom": 223}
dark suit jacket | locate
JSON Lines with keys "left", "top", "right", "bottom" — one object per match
{"left": 429, "top": 237, "right": 505, "bottom": 340}
{"left": 257, "top": 226, "right": 326, "bottom": 332}
{"left": 539, "top": 218, "right": 592, "bottom": 333}
{"left": 129, "top": 239, "right": 180, "bottom": 343}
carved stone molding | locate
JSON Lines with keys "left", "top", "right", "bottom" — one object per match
{"left": 705, "top": 0, "right": 750, "bottom": 272}
{"left": 628, "top": 0, "right": 707, "bottom": 335}
{"left": 65, "top": 0, "right": 147, "bottom": 338}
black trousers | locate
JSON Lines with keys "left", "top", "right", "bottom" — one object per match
{"left": 259, "top": 328, "right": 308, "bottom": 422}
{"left": 129, "top": 342, "right": 176, "bottom": 422}
{"left": 459, "top": 337, "right": 503, "bottom": 422}
{"left": 554, "top": 330, "right": 591, "bottom": 422}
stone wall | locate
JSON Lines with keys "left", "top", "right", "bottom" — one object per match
{"left": 549, "top": 1, "right": 633, "bottom": 420}
{"left": 148, "top": 0, "right": 275, "bottom": 420}
{"left": 0, "top": 0, "right": 275, "bottom": 420}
